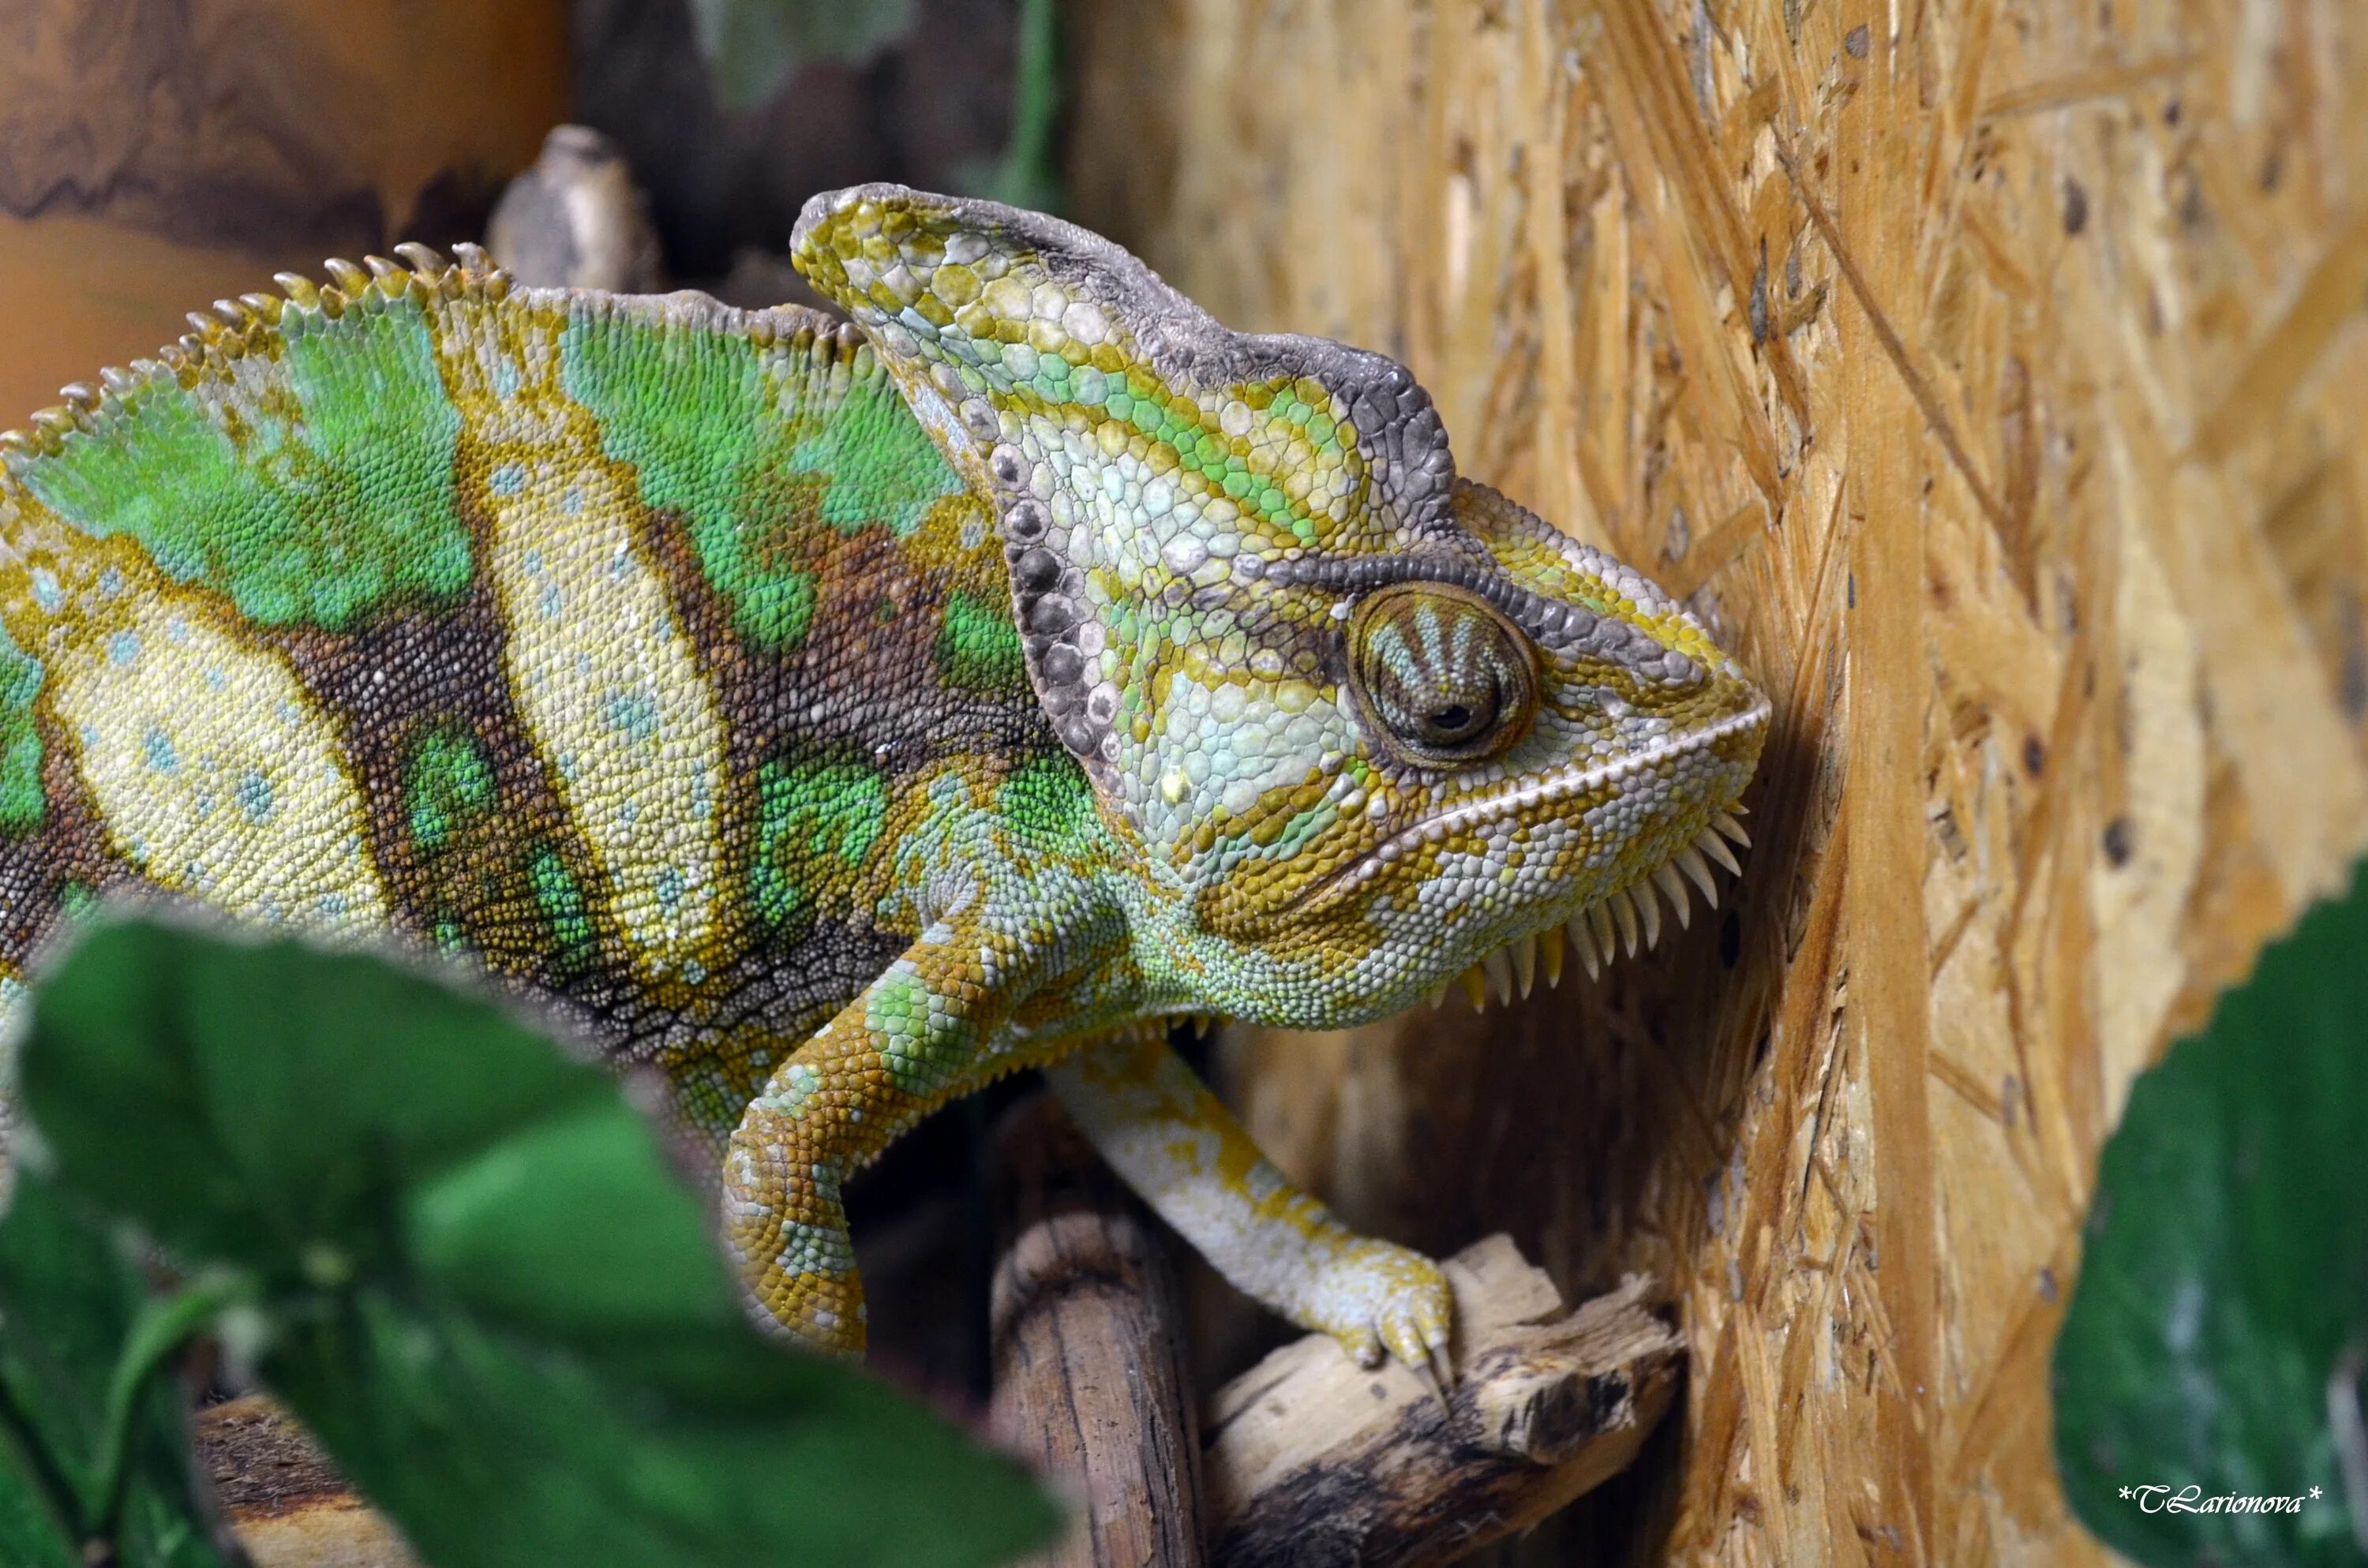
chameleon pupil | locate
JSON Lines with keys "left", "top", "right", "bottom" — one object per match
{"left": 1348, "top": 582, "right": 1537, "bottom": 765}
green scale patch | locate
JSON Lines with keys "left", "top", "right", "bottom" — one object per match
{"left": 21, "top": 298, "right": 470, "bottom": 627}
{"left": 935, "top": 590, "right": 1027, "bottom": 694}
{"left": 0, "top": 626, "right": 45, "bottom": 835}
{"left": 747, "top": 758, "right": 890, "bottom": 932}
{"left": 403, "top": 724, "right": 496, "bottom": 855}
{"left": 560, "top": 312, "right": 965, "bottom": 655}
{"left": 526, "top": 841, "right": 597, "bottom": 963}
{"left": 998, "top": 751, "right": 1100, "bottom": 856}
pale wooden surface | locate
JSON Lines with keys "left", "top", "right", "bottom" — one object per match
{"left": 1203, "top": 1235, "right": 1680, "bottom": 1567}
{"left": 989, "top": 1094, "right": 1206, "bottom": 1568}
{"left": 1070, "top": 2, "right": 2368, "bottom": 1562}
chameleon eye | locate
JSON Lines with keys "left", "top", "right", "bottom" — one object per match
{"left": 1347, "top": 584, "right": 1538, "bottom": 765}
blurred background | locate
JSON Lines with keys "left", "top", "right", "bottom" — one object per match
{"left": 6, "top": 2, "right": 2366, "bottom": 1564}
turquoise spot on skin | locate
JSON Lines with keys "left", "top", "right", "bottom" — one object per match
{"left": 603, "top": 690, "right": 659, "bottom": 742}
{"left": 107, "top": 632, "right": 140, "bottom": 666}
{"left": 757, "top": 1062, "right": 823, "bottom": 1118}
{"left": 527, "top": 841, "right": 595, "bottom": 957}
{"left": 19, "top": 295, "right": 469, "bottom": 627}
{"left": 0, "top": 627, "right": 45, "bottom": 834}
{"left": 490, "top": 463, "right": 526, "bottom": 496}
{"left": 236, "top": 769, "right": 274, "bottom": 824}
{"left": 142, "top": 727, "right": 177, "bottom": 773}
{"left": 773, "top": 1218, "right": 856, "bottom": 1278}
{"left": 783, "top": 375, "right": 965, "bottom": 536}
{"left": 29, "top": 571, "right": 59, "bottom": 612}
{"left": 935, "top": 591, "right": 1027, "bottom": 694}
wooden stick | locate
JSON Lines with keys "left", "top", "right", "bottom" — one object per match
{"left": 987, "top": 1092, "right": 1206, "bottom": 1568}
{"left": 1202, "top": 1237, "right": 1680, "bottom": 1568}
{"left": 193, "top": 1394, "right": 418, "bottom": 1568}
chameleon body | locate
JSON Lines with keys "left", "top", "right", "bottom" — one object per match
{"left": 0, "top": 186, "right": 1767, "bottom": 1370}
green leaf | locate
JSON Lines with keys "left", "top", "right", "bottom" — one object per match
{"left": 18, "top": 917, "right": 1059, "bottom": 1568}
{"left": 688, "top": 0, "right": 921, "bottom": 111}
{"left": 0, "top": 1172, "right": 237, "bottom": 1568}
{"left": 2054, "top": 859, "right": 2368, "bottom": 1566}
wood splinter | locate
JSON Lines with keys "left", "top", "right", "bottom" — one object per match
{"left": 1199, "top": 1237, "right": 1680, "bottom": 1566}
{"left": 987, "top": 1090, "right": 1681, "bottom": 1568}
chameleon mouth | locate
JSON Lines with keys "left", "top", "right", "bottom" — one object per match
{"left": 1422, "top": 807, "right": 1752, "bottom": 1010}
{"left": 1317, "top": 694, "right": 1771, "bottom": 907}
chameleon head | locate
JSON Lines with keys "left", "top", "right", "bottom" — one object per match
{"left": 793, "top": 185, "right": 1770, "bottom": 1029}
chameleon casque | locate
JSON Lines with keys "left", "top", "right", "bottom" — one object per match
{"left": 0, "top": 185, "right": 1767, "bottom": 1374}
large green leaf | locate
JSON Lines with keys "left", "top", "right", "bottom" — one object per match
{"left": 0, "top": 1172, "right": 238, "bottom": 1568}
{"left": 2055, "top": 861, "right": 2368, "bottom": 1565}
{"left": 17, "top": 917, "right": 1058, "bottom": 1568}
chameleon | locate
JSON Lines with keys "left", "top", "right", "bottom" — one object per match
{"left": 0, "top": 184, "right": 1768, "bottom": 1375}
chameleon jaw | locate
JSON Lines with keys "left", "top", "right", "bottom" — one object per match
{"left": 1424, "top": 806, "right": 1754, "bottom": 1010}
{"left": 1306, "top": 692, "right": 1773, "bottom": 915}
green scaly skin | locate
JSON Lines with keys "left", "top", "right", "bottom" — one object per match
{"left": 0, "top": 188, "right": 1767, "bottom": 1371}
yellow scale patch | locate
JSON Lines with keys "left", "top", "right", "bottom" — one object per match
{"left": 54, "top": 578, "right": 387, "bottom": 928}
{"left": 438, "top": 301, "right": 729, "bottom": 978}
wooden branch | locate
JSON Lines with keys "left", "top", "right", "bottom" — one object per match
{"left": 1202, "top": 1237, "right": 1681, "bottom": 1568}
{"left": 193, "top": 1394, "right": 418, "bottom": 1568}
{"left": 987, "top": 1092, "right": 1206, "bottom": 1567}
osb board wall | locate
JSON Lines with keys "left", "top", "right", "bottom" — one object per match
{"left": 0, "top": 0, "right": 568, "bottom": 428}
{"left": 1069, "top": 1, "right": 2368, "bottom": 1562}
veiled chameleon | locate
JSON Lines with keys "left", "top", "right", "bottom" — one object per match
{"left": 0, "top": 186, "right": 1767, "bottom": 1372}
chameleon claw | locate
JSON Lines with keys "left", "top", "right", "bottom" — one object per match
{"left": 1414, "top": 1357, "right": 1451, "bottom": 1414}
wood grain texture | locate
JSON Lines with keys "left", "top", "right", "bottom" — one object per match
{"left": 1068, "top": 2, "right": 2368, "bottom": 1562}
{"left": 1203, "top": 1237, "right": 1680, "bottom": 1568}
{"left": 194, "top": 1396, "right": 419, "bottom": 1568}
{"left": 990, "top": 1093, "right": 1206, "bottom": 1568}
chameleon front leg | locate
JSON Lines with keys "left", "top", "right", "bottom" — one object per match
{"left": 1044, "top": 1033, "right": 1453, "bottom": 1375}
{"left": 721, "top": 918, "right": 1021, "bottom": 1353}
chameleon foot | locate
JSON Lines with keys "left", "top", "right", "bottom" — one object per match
{"left": 1046, "top": 1035, "right": 1457, "bottom": 1377}
{"left": 1294, "top": 1235, "right": 1453, "bottom": 1373}
{"left": 721, "top": 1132, "right": 869, "bottom": 1358}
